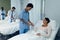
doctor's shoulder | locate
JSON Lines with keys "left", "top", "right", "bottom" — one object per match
{"left": 20, "top": 9, "right": 25, "bottom": 13}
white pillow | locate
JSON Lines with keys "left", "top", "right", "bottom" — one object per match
{"left": 48, "top": 20, "right": 56, "bottom": 31}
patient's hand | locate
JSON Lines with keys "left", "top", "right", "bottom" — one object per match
{"left": 36, "top": 33, "right": 41, "bottom": 36}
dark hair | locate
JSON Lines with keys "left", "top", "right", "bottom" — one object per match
{"left": 1, "top": 7, "right": 4, "bottom": 11}
{"left": 45, "top": 18, "right": 50, "bottom": 23}
{"left": 12, "top": 7, "right": 16, "bottom": 9}
{"left": 26, "top": 3, "right": 33, "bottom": 8}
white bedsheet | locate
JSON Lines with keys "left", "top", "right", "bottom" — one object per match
{"left": 0, "top": 18, "right": 20, "bottom": 35}
{"left": 8, "top": 20, "right": 59, "bottom": 40}
{"left": 8, "top": 30, "right": 46, "bottom": 40}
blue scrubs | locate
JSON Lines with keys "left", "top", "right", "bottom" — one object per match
{"left": 19, "top": 10, "right": 29, "bottom": 34}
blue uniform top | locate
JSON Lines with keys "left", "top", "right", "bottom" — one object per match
{"left": 19, "top": 9, "right": 30, "bottom": 34}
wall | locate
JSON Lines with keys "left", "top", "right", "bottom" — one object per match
{"left": 11, "top": 0, "right": 21, "bottom": 18}
{"left": 20, "top": 0, "right": 29, "bottom": 10}
{"left": 28, "top": 0, "right": 41, "bottom": 24}
{"left": 45, "top": 0, "right": 60, "bottom": 25}
{"left": 0, "top": 0, "right": 11, "bottom": 13}
{"left": 11, "top": 0, "right": 21, "bottom": 15}
{"left": 11, "top": 0, "right": 41, "bottom": 24}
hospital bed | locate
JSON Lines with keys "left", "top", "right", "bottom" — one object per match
{"left": 8, "top": 20, "right": 59, "bottom": 40}
{"left": 0, "top": 17, "right": 20, "bottom": 39}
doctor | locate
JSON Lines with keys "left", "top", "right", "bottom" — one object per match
{"left": 0, "top": 7, "right": 6, "bottom": 20}
{"left": 19, "top": 3, "right": 34, "bottom": 34}
{"left": 8, "top": 7, "right": 17, "bottom": 22}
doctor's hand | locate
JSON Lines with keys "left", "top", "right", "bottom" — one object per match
{"left": 28, "top": 21, "right": 34, "bottom": 26}
{"left": 31, "top": 23, "right": 34, "bottom": 26}
{"left": 27, "top": 22, "right": 31, "bottom": 26}
{"left": 27, "top": 22, "right": 34, "bottom": 26}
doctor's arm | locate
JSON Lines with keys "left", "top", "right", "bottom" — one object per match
{"left": 19, "top": 12, "right": 31, "bottom": 26}
{"left": 28, "top": 19, "right": 34, "bottom": 26}
{"left": 20, "top": 18, "right": 30, "bottom": 25}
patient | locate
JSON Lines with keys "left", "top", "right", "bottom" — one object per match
{"left": 35, "top": 18, "right": 52, "bottom": 38}
{"left": 8, "top": 18, "right": 52, "bottom": 40}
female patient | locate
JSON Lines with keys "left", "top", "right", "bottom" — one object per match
{"left": 8, "top": 18, "right": 52, "bottom": 40}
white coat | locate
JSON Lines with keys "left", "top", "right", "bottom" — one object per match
{"left": 7, "top": 10, "right": 17, "bottom": 22}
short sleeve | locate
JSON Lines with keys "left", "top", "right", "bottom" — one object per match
{"left": 19, "top": 11, "right": 23, "bottom": 19}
